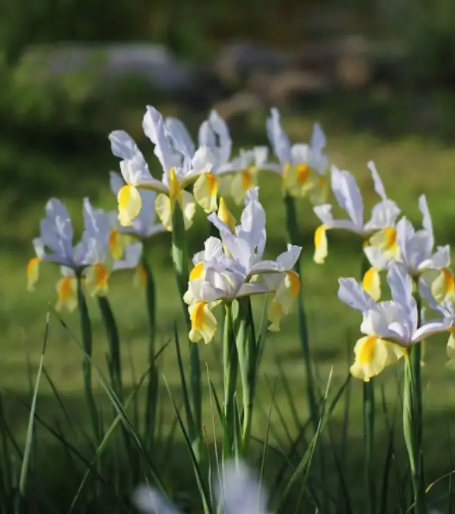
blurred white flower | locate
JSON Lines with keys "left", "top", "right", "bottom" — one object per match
{"left": 266, "top": 107, "right": 329, "bottom": 202}
{"left": 133, "top": 460, "right": 269, "bottom": 514}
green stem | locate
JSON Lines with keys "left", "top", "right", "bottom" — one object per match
{"left": 76, "top": 275, "right": 100, "bottom": 443}
{"left": 235, "top": 298, "right": 257, "bottom": 456}
{"left": 403, "top": 353, "right": 426, "bottom": 514}
{"left": 360, "top": 250, "right": 376, "bottom": 514}
{"left": 283, "top": 193, "right": 317, "bottom": 427}
{"left": 171, "top": 201, "right": 202, "bottom": 460}
{"left": 222, "top": 302, "right": 238, "bottom": 459}
{"left": 97, "top": 296, "right": 122, "bottom": 397}
{"left": 141, "top": 253, "right": 159, "bottom": 450}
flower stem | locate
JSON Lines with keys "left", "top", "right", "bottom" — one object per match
{"left": 283, "top": 193, "right": 317, "bottom": 427}
{"left": 76, "top": 275, "right": 100, "bottom": 443}
{"left": 141, "top": 253, "right": 159, "bottom": 451}
{"left": 361, "top": 251, "right": 376, "bottom": 514}
{"left": 222, "top": 302, "right": 238, "bottom": 459}
{"left": 403, "top": 353, "right": 426, "bottom": 514}
{"left": 171, "top": 202, "right": 202, "bottom": 460}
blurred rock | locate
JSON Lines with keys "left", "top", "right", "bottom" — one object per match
{"left": 213, "top": 42, "right": 293, "bottom": 87}
{"left": 18, "top": 43, "right": 198, "bottom": 95}
{"left": 213, "top": 92, "right": 264, "bottom": 122}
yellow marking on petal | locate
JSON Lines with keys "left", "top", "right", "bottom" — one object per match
{"left": 314, "top": 225, "right": 328, "bottom": 264}
{"left": 193, "top": 172, "right": 219, "bottom": 213}
{"left": 108, "top": 230, "right": 125, "bottom": 260}
{"left": 85, "top": 263, "right": 109, "bottom": 297}
{"left": 218, "top": 197, "right": 236, "bottom": 233}
{"left": 189, "top": 301, "right": 217, "bottom": 344}
{"left": 350, "top": 335, "right": 406, "bottom": 382}
{"left": 369, "top": 227, "right": 400, "bottom": 260}
{"left": 56, "top": 276, "right": 78, "bottom": 313}
{"left": 431, "top": 267, "right": 455, "bottom": 304}
{"left": 118, "top": 185, "right": 142, "bottom": 227}
{"left": 26, "top": 256, "right": 41, "bottom": 292}
{"left": 362, "top": 267, "right": 381, "bottom": 301}
{"left": 268, "top": 270, "right": 301, "bottom": 332}
{"left": 241, "top": 170, "right": 252, "bottom": 192}
{"left": 190, "top": 262, "right": 205, "bottom": 281}
{"left": 169, "top": 167, "right": 181, "bottom": 204}
{"left": 296, "top": 163, "right": 310, "bottom": 184}
{"left": 267, "top": 299, "right": 283, "bottom": 332}
{"left": 286, "top": 270, "right": 301, "bottom": 299}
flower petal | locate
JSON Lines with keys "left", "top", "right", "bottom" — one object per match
{"left": 56, "top": 275, "right": 78, "bottom": 313}
{"left": 350, "top": 335, "right": 406, "bottom": 382}
{"left": 338, "top": 277, "right": 376, "bottom": 312}
{"left": 367, "top": 161, "right": 387, "bottom": 201}
{"left": 362, "top": 268, "right": 381, "bottom": 301}
{"left": 314, "top": 225, "right": 328, "bottom": 264}
{"left": 26, "top": 257, "right": 41, "bottom": 292}
{"left": 85, "top": 263, "right": 109, "bottom": 297}
{"left": 155, "top": 194, "right": 172, "bottom": 231}
{"left": 189, "top": 301, "right": 218, "bottom": 344}
{"left": 193, "top": 172, "right": 218, "bottom": 213}
{"left": 181, "top": 190, "right": 197, "bottom": 230}
{"left": 118, "top": 185, "right": 142, "bottom": 227}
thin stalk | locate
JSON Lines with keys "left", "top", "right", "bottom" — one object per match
{"left": 222, "top": 302, "right": 238, "bottom": 459}
{"left": 76, "top": 275, "right": 100, "bottom": 443}
{"left": 235, "top": 298, "right": 257, "bottom": 455}
{"left": 361, "top": 251, "right": 376, "bottom": 514}
{"left": 403, "top": 353, "right": 426, "bottom": 514}
{"left": 141, "top": 253, "right": 159, "bottom": 451}
{"left": 97, "top": 296, "right": 122, "bottom": 397}
{"left": 283, "top": 193, "right": 317, "bottom": 427}
{"left": 171, "top": 201, "right": 202, "bottom": 460}
{"left": 411, "top": 285, "right": 423, "bottom": 452}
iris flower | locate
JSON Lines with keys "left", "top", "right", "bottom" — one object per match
{"left": 184, "top": 188, "right": 302, "bottom": 344}
{"left": 109, "top": 106, "right": 215, "bottom": 229}
{"left": 266, "top": 107, "right": 329, "bottom": 202}
{"left": 313, "top": 162, "right": 400, "bottom": 299}
{"left": 364, "top": 195, "right": 453, "bottom": 302}
{"left": 133, "top": 459, "right": 269, "bottom": 514}
{"left": 27, "top": 197, "right": 141, "bottom": 311}
{"left": 338, "top": 262, "right": 453, "bottom": 381}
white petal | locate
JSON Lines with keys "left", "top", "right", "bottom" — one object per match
{"left": 412, "top": 319, "right": 452, "bottom": 343}
{"left": 276, "top": 244, "right": 301, "bottom": 270}
{"left": 109, "top": 130, "right": 143, "bottom": 161}
{"left": 338, "top": 277, "right": 376, "bottom": 312}
{"left": 364, "top": 200, "right": 400, "bottom": 231}
{"left": 363, "top": 245, "right": 390, "bottom": 270}
{"left": 266, "top": 107, "right": 291, "bottom": 165}
{"left": 387, "top": 262, "right": 416, "bottom": 327}
{"left": 165, "top": 116, "right": 195, "bottom": 157}
{"left": 132, "top": 485, "right": 181, "bottom": 514}
{"left": 418, "top": 194, "right": 434, "bottom": 247}
{"left": 310, "top": 122, "right": 327, "bottom": 152}
{"left": 330, "top": 165, "right": 364, "bottom": 229}
{"left": 110, "top": 171, "right": 125, "bottom": 196}
{"left": 113, "top": 243, "right": 143, "bottom": 270}
{"left": 142, "top": 106, "right": 175, "bottom": 173}
{"left": 367, "top": 161, "right": 387, "bottom": 201}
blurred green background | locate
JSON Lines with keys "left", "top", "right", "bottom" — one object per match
{"left": 2, "top": 0, "right": 455, "bottom": 512}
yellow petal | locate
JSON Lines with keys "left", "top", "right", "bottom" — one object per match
{"left": 190, "top": 262, "right": 205, "bottom": 280}
{"left": 431, "top": 268, "right": 455, "bottom": 304}
{"left": 189, "top": 301, "right": 217, "bottom": 344}
{"left": 193, "top": 172, "right": 218, "bottom": 213}
{"left": 268, "top": 271, "right": 300, "bottom": 331}
{"left": 362, "top": 267, "right": 381, "bottom": 301}
{"left": 314, "top": 225, "right": 328, "bottom": 264}
{"left": 369, "top": 227, "right": 400, "bottom": 260}
{"left": 446, "top": 329, "right": 455, "bottom": 370}
{"left": 218, "top": 197, "right": 236, "bottom": 233}
{"left": 118, "top": 185, "right": 142, "bottom": 227}
{"left": 181, "top": 191, "right": 196, "bottom": 230}
{"left": 155, "top": 194, "right": 173, "bottom": 231}
{"left": 56, "top": 275, "right": 78, "bottom": 313}
{"left": 26, "top": 256, "right": 41, "bottom": 292}
{"left": 350, "top": 335, "right": 406, "bottom": 382}
{"left": 85, "top": 263, "right": 109, "bottom": 297}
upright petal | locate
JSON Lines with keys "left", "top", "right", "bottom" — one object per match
{"left": 419, "top": 194, "right": 434, "bottom": 248}
{"left": 387, "top": 262, "right": 417, "bottom": 330}
{"left": 142, "top": 106, "right": 175, "bottom": 173}
{"left": 110, "top": 171, "right": 125, "bottom": 196}
{"left": 330, "top": 166, "right": 364, "bottom": 229}
{"left": 109, "top": 130, "right": 143, "bottom": 161}
{"left": 367, "top": 161, "right": 387, "bottom": 201}
{"left": 266, "top": 107, "right": 291, "bottom": 165}
{"left": 208, "top": 110, "right": 232, "bottom": 166}
{"left": 165, "top": 116, "right": 195, "bottom": 157}
{"left": 338, "top": 277, "right": 376, "bottom": 312}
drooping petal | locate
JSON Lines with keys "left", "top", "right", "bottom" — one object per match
{"left": 118, "top": 185, "right": 142, "bottom": 226}
{"left": 181, "top": 190, "right": 197, "bottom": 230}
{"left": 418, "top": 245, "right": 451, "bottom": 272}
{"left": 26, "top": 257, "right": 41, "bottom": 291}
{"left": 363, "top": 245, "right": 391, "bottom": 271}
{"left": 362, "top": 268, "right": 381, "bottom": 301}
{"left": 56, "top": 275, "right": 78, "bottom": 312}
{"left": 193, "top": 172, "right": 218, "bottom": 213}
{"left": 230, "top": 170, "right": 255, "bottom": 206}
{"left": 189, "top": 301, "right": 218, "bottom": 344}
{"left": 368, "top": 226, "right": 400, "bottom": 260}
{"left": 85, "top": 263, "right": 109, "bottom": 297}
{"left": 155, "top": 194, "right": 172, "bottom": 231}
{"left": 350, "top": 335, "right": 406, "bottom": 382}
{"left": 276, "top": 244, "right": 301, "bottom": 270}
{"left": 314, "top": 225, "right": 328, "bottom": 264}
{"left": 217, "top": 197, "right": 236, "bottom": 234}
{"left": 430, "top": 268, "right": 455, "bottom": 304}
{"left": 446, "top": 329, "right": 455, "bottom": 370}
